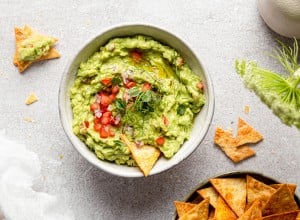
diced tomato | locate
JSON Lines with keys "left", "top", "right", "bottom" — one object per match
{"left": 100, "top": 125, "right": 110, "bottom": 138}
{"left": 84, "top": 121, "right": 89, "bottom": 128}
{"left": 156, "top": 137, "right": 165, "bottom": 145}
{"left": 142, "top": 82, "right": 151, "bottom": 91}
{"left": 131, "top": 50, "right": 142, "bottom": 63}
{"left": 112, "top": 86, "right": 120, "bottom": 94}
{"left": 101, "top": 78, "right": 112, "bottom": 86}
{"left": 109, "top": 94, "right": 116, "bottom": 101}
{"left": 196, "top": 82, "right": 204, "bottom": 90}
{"left": 162, "top": 115, "right": 168, "bottom": 125}
{"left": 90, "top": 102, "right": 100, "bottom": 112}
{"left": 102, "top": 111, "right": 112, "bottom": 118}
{"left": 100, "top": 93, "right": 113, "bottom": 106}
{"left": 100, "top": 106, "right": 108, "bottom": 112}
{"left": 93, "top": 123, "right": 102, "bottom": 132}
{"left": 101, "top": 116, "right": 111, "bottom": 125}
{"left": 125, "top": 81, "right": 136, "bottom": 88}
{"left": 94, "top": 117, "right": 101, "bottom": 124}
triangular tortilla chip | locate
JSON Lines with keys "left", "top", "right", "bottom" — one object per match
{"left": 236, "top": 118, "right": 263, "bottom": 146}
{"left": 214, "top": 127, "right": 237, "bottom": 148}
{"left": 13, "top": 25, "right": 60, "bottom": 73}
{"left": 179, "top": 198, "right": 210, "bottom": 220}
{"left": 214, "top": 127, "right": 256, "bottom": 163}
{"left": 237, "top": 199, "right": 262, "bottom": 220}
{"left": 296, "top": 212, "right": 300, "bottom": 220}
{"left": 120, "top": 134, "right": 160, "bottom": 176}
{"left": 270, "top": 183, "right": 297, "bottom": 194}
{"left": 256, "top": 211, "right": 300, "bottom": 220}
{"left": 197, "top": 187, "right": 219, "bottom": 208}
{"left": 210, "top": 178, "right": 246, "bottom": 217}
{"left": 246, "top": 175, "right": 276, "bottom": 208}
{"left": 262, "top": 184, "right": 299, "bottom": 216}
{"left": 223, "top": 145, "right": 256, "bottom": 163}
{"left": 174, "top": 201, "right": 197, "bottom": 218}
{"left": 214, "top": 196, "right": 237, "bottom": 220}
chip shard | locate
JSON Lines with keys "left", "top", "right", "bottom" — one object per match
{"left": 25, "top": 92, "right": 38, "bottom": 105}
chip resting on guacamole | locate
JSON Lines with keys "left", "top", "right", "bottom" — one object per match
{"left": 70, "top": 35, "right": 205, "bottom": 173}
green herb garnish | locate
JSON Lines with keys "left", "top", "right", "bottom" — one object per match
{"left": 128, "top": 87, "right": 140, "bottom": 97}
{"left": 177, "top": 105, "right": 186, "bottom": 116}
{"left": 111, "top": 77, "right": 122, "bottom": 85}
{"left": 115, "top": 98, "right": 126, "bottom": 114}
{"left": 134, "top": 90, "right": 161, "bottom": 114}
{"left": 236, "top": 38, "right": 300, "bottom": 129}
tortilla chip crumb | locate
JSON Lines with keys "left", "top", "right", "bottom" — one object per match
{"left": 23, "top": 117, "right": 35, "bottom": 122}
{"left": 25, "top": 92, "right": 39, "bottom": 105}
{"left": 244, "top": 105, "right": 250, "bottom": 114}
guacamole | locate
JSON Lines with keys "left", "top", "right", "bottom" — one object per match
{"left": 70, "top": 35, "right": 205, "bottom": 166}
{"left": 18, "top": 35, "right": 55, "bottom": 61}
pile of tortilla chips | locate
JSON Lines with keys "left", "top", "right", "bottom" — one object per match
{"left": 13, "top": 25, "right": 60, "bottom": 73}
{"left": 214, "top": 118, "right": 263, "bottom": 163}
{"left": 174, "top": 175, "right": 300, "bottom": 220}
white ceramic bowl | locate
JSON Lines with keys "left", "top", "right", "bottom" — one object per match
{"left": 59, "top": 24, "right": 214, "bottom": 177}
{"left": 257, "top": 0, "right": 300, "bottom": 38}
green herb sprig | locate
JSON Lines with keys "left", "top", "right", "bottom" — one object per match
{"left": 236, "top": 38, "right": 300, "bottom": 129}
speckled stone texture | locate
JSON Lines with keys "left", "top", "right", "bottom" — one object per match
{"left": 0, "top": 0, "right": 299, "bottom": 219}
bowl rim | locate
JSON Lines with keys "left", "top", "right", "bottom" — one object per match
{"left": 58, "top": 22, "right": 215, "bottom": 177}
{"left": 172, "top": 170, "right": 300, "bottom": 219}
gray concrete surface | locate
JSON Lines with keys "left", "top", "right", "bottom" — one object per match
{"left": 0, "top": 0, "right": 299, "bottom": 219}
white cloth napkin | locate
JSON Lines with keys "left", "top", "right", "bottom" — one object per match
{"left": 0, "top": 133, "right": 74, "bottom": 220}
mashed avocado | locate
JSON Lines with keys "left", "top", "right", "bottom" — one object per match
{"left": 18, "top": 35, "right": 55, "bottom": 61}
{"left": 70, "top": 35, "right": 205, "bottom": 166}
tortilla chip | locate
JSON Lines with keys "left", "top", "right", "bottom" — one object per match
{"left": 210, "top": 178, "right": 246, "bottom": 217}
{"left": 214, "top": 196, "right": 237, "bottom": 220}
{"left": 13, "top": 25, "right": 60, "bottom": 73}
{"left": 223, "top": 145, "right": 256, "bottom": 163}
{"left": 256, "top": 211, "right": 300, "bottom": 220}
{"left": 246, "top": 175, "right": 276, "bottom": 208}
{"left": 214, "top": 127, "right": 237, "bottom": 148}
{"left": 296, "top": 212, "right": 300, "bottom": 220}
{"left": 120, "top": 134, "right": 160, "bottom": 176}
{"left": 214, "top": 127, "right": 256, "bottom": 163}
{"left": 174, "top": 201, "right": 197, "bottom": 218}
{"left": 262, "top": 184, "right": 299, "bottom": 216}
{"left": 25, "top": 92, "right": 38, "bottom": 105}
{"left": 197, "top": 187, "right": 219, "bottom": 208}
{"left": 237, "top": 199, "right": 262, "bottom": 220}
{"left": 236, "top": 118, "right": 263, "bottom": 146}
{"left": 179, "top": 198, "right": 210, "bottom": 220}
{"left": 270, "top": 183, "right": 297, "bottom": 194}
